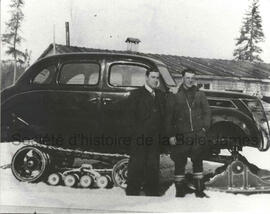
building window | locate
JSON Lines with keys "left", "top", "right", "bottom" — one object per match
{"left": 198, "top": 83, "right": 211, "bottom": 90}
{"left": 204, "top": 83, "right": 210, "bottom": 89}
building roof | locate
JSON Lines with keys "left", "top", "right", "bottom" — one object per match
{"left": 40, "top": 43, "right": 270, "bottom": 79}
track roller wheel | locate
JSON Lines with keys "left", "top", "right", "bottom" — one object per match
{"left": 105, "top": 175, "right": 114, "bottom": 189}
{"left": 64, "top": 174, "right": 79, "bottom": 187}
{"left": 47, "top": 172, "right": 62, "bottom": 186}
{"left": 80, "top": 174, "right": 93, "bottom": 188}
{"left": 96, "top": 176, "right": 109, "bottom": 188}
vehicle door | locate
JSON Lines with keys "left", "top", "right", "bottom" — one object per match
{"left": 1, "top": 59, "right": 59, "bottom": 141}
{"left": 100, "top": 58, "right": 164, "bottom": 153}
{"left": 50, "top": 58, "right": 103, "bottom": 148}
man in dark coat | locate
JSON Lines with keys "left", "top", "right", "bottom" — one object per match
{"left": 126, "top": 69, "right": 165, "bottom": 196}
{"left": 165, "top": 68, "right": 211, "bottom": 198}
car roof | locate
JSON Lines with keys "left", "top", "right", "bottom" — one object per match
{"left": 33, "top": 52, "right": 166, "bottom": 67}
{"left": 28, "top": 53, "right": 258, "bottom": 100}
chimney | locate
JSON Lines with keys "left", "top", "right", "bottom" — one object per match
{"left": 65, "top": 22, "right": 70, "bottom": 46}
{"left": 125, "top": 37, "right": 141, "bottom": 52}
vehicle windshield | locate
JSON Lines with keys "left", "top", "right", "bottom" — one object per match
{"left": 157, "top": 65, "right": 176, "bottom": 87}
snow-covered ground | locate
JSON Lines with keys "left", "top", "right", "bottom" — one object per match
{"left": 1, "top": 143, "right": 270, "bottom": 213}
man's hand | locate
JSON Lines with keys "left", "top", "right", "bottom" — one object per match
{"left": 169, "top": 136, "right": 177, "bottom": 146}
{"left": 169, "top": 87, "right": 179, "bottom": 94}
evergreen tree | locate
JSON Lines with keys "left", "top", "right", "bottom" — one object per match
{"left": 22, "top": 48, "right": 32, "bottom": 67}
{"left": 233, "top": 0, "right": 264, "bottom": 62}
{"left": 2, "top": 0, "right": 25, "bottom": 83}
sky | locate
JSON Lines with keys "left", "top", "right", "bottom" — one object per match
{"left": 1, "top": 0, "right": 270, "bottom": 63}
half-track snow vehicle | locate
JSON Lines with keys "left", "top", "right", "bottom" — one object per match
{"left": 1, "top": 53, "right": 270, "bottom": 192}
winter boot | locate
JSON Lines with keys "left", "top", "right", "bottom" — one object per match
{"left": 184, "top": 181, "right": 195, "bottom": 194}
{"left": 175, "top": 180, "right": 194, "bottom": 197}
{"left": 175, "top": 181, "right": 186, "bottom": 197}
{"left": 194, "top": 178, "right": 209, "bottom": 198}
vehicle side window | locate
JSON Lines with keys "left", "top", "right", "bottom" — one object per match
{"left": 32, "top": 65, "right": 56, "bottom": 84}
{"left": 59, "top": 62, "right": 100, "bottom": 85}
{"left": 67, "top": 74, "right": 85, "bottom": 84}
{"left": 109, "top": 64, "right": 147, "bottom": 87}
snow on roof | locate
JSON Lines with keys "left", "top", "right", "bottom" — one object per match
{"left": 39, "top": 43, "right": 270, "bottom": 79}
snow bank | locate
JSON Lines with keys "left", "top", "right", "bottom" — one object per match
{"left": 1, "top": 143, "right": 270, "bottom": 213}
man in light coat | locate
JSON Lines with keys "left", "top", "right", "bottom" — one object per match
{"left": 165, "top": 68, "right": 211, "bottom": 198}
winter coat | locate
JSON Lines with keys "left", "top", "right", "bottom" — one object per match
{"left": 126, "top": 86, "right": 166, "bottom": 139}
{"left": 165, "top": 85, "right": 211, "bottom": 137}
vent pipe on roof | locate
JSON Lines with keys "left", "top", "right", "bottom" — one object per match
{"left": 65, "top": 22, "right": 70, "bottom": 46}
{"left": 53, "top": 24, "right": 56, "bottom": 54}
{"left": 125, "top": 37, "right": 141, "bottom": 52}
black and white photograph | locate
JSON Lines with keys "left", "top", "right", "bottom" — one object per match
{"left": 0, "top": 0, "right": 270, "bottom": 213}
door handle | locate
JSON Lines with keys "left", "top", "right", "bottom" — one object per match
{"left": 102, "top": 97, "right": 113, "bottom": 105}
{"left": 88, "top": 97, "right": 100, "bottom": 103}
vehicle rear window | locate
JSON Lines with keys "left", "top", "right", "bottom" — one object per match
{"left": 109, "top": 64, "right": 147, "bottom": 87}
{"left": 32, "top": 65, "right": 56, "bottom": 84}
{"left": 59, "top": 62, "right": 100, "bottom": 85}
